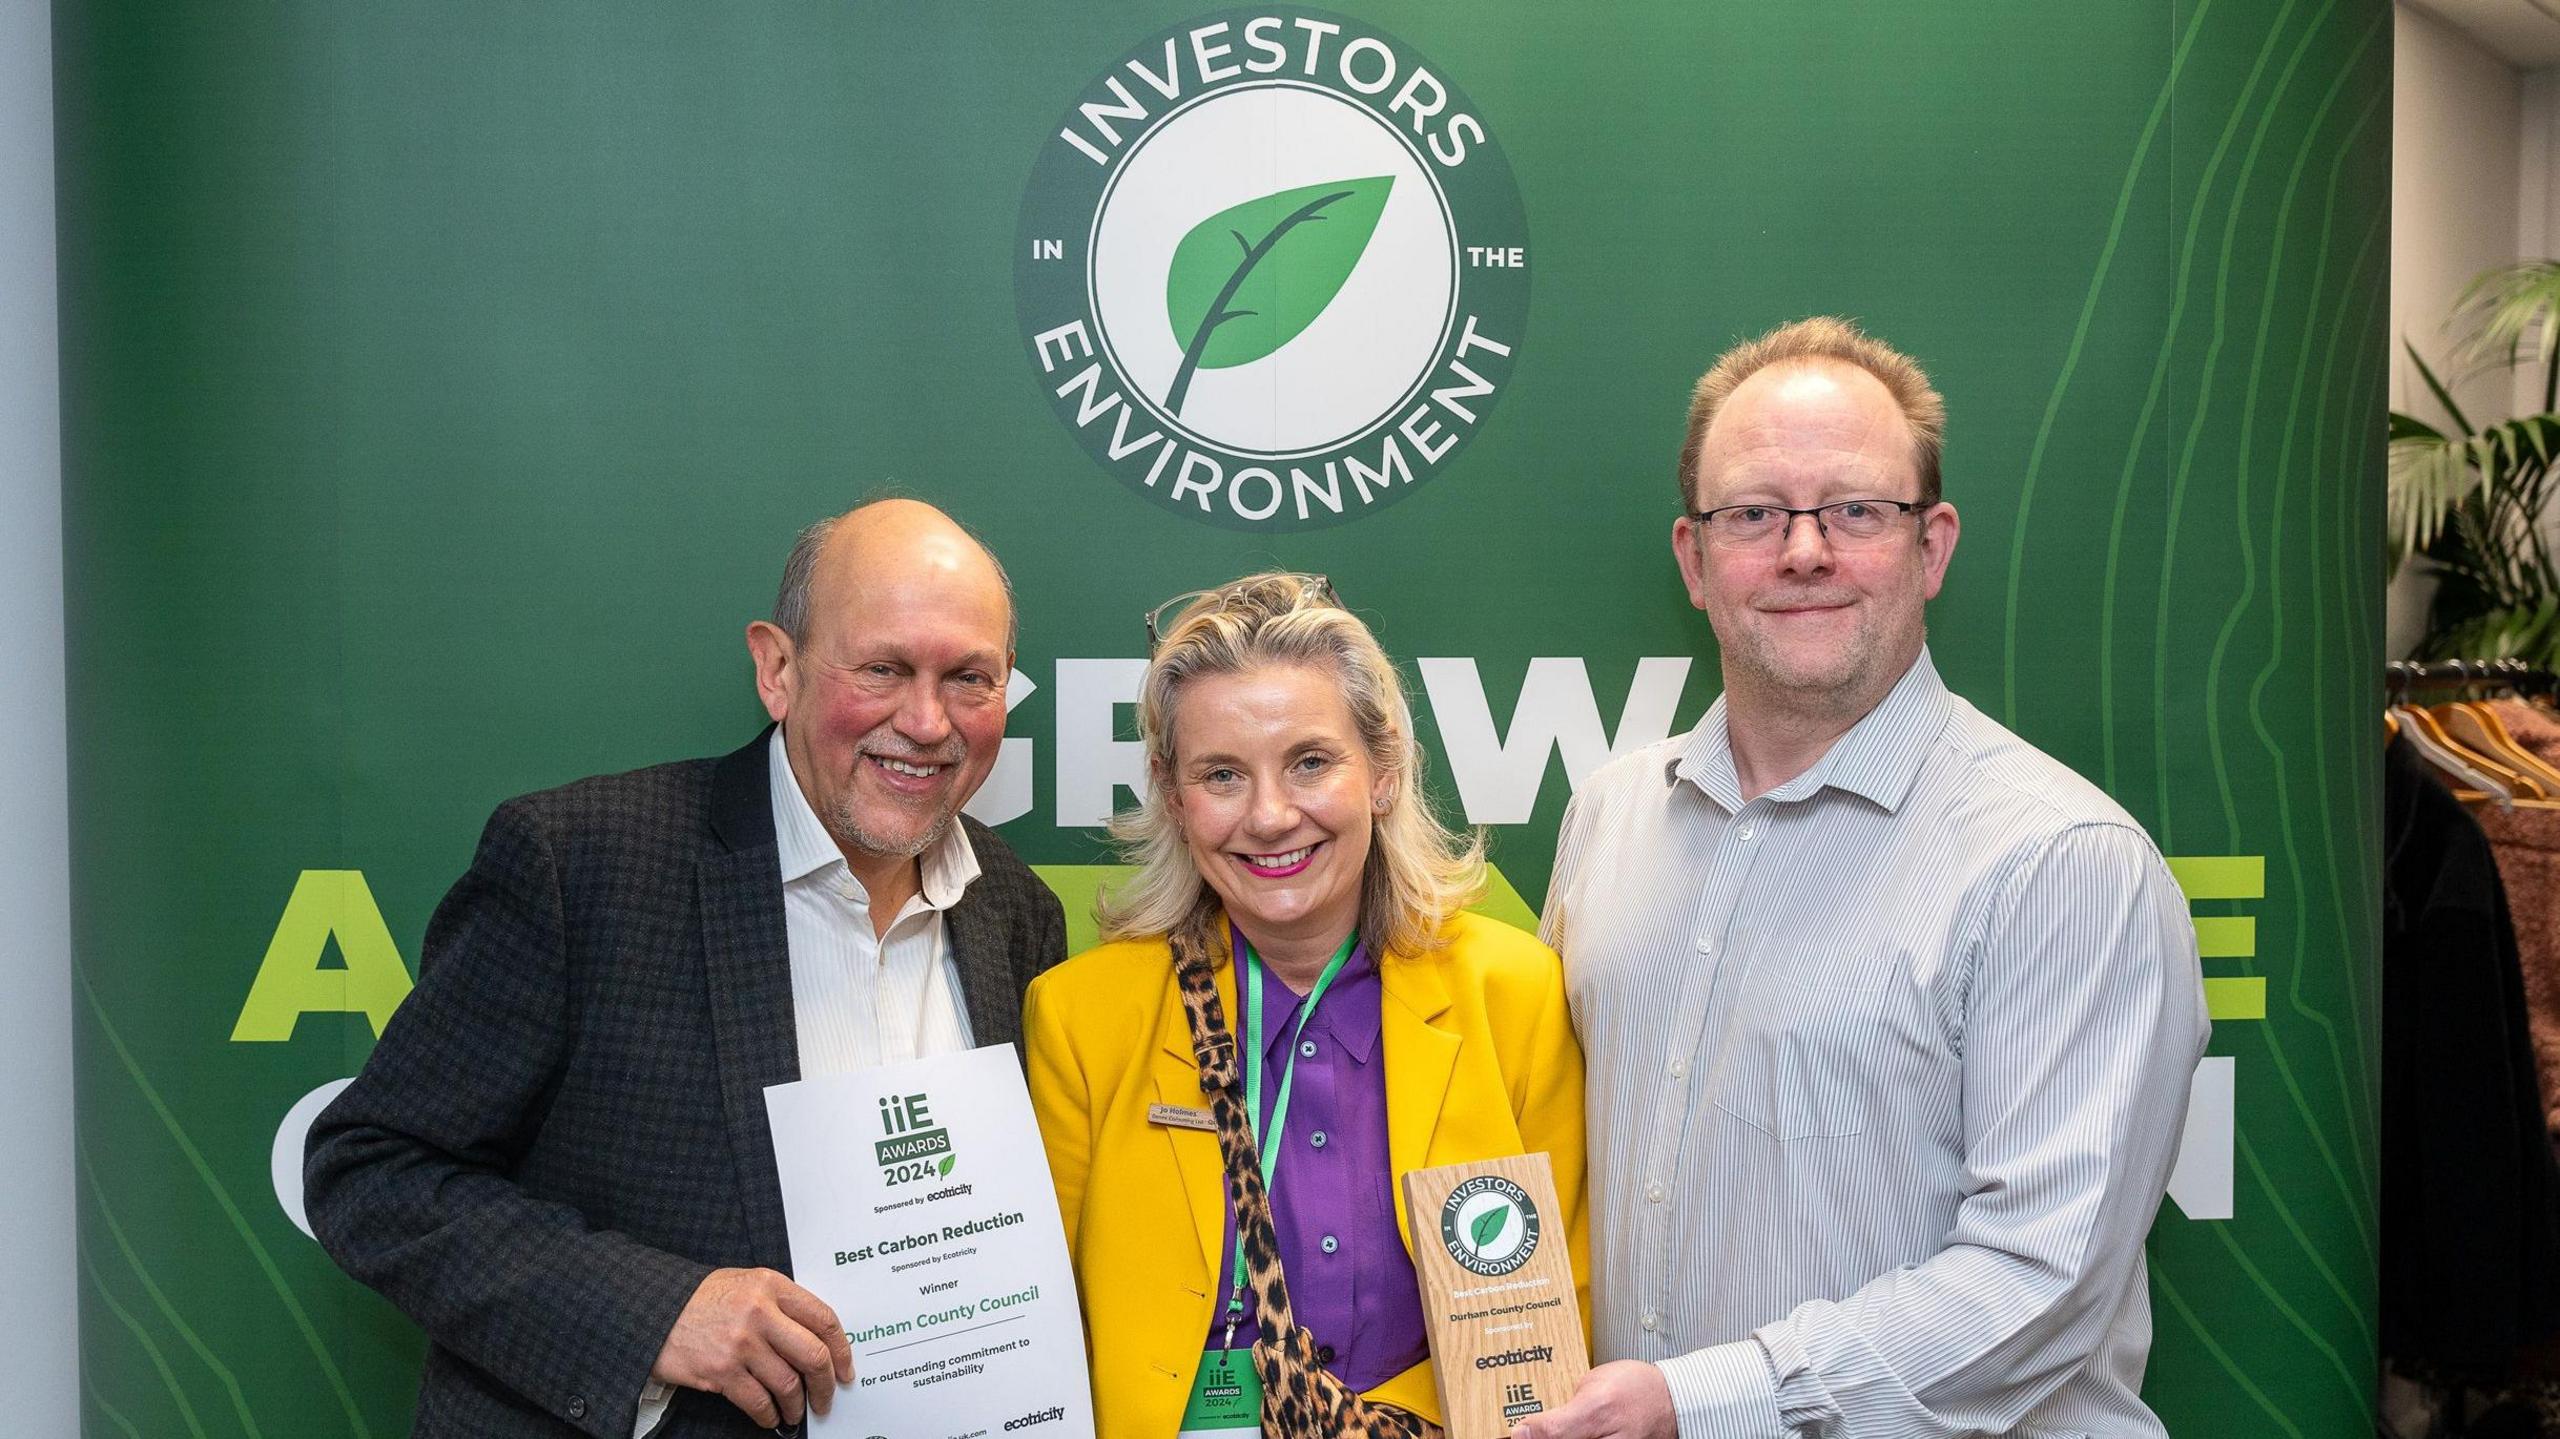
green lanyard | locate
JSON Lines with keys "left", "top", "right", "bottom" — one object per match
{"left": 1221, "top": 928, "right": 1359, "bottom": 1348}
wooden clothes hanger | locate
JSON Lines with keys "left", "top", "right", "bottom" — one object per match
{"left": 2424, "top": 702, "right": 2553, "bottom": 798}
{"left": 2442, "top": 700, "right": 2560, "bottom": 795}
{"left": 2392, "top": 703, "right": 2520, "bottom": 807}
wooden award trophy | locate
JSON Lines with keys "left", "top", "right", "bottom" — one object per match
{"left": 1400, "top": 1153, "right": 1589, "bottom": 1437}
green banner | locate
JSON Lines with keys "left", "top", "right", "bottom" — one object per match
{"left": 57, "top": 2, "right": 2388, "bottom": 1434}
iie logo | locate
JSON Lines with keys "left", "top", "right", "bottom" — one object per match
{"left": 876, "top": 1090, "right": 958, "bottom": 1183}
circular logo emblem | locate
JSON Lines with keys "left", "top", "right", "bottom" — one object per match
{"left": 1017, "top": 8, "right": 1529, "bottom": 531}
{"left": 1439, "top": 1174, "right": 1541, "bottom": 1277}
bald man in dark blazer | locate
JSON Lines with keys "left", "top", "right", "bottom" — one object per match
{"left": 307, "top": 501, "right": 1065, "bottom": 1439}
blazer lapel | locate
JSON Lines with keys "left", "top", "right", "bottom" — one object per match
{"left": 1153, "top": 959, "right": 1233, "bottom": 1291}
{"left": 702, "top": 731, "right": 800, "bottom": 1276}
{"left": 1379, "top": 952, "right": 1461, "bottom": 1237}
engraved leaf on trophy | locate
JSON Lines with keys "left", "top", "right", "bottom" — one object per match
{"left": 1470, "top": 1203, "right": 1511, "bottom": 1251}
{"left": 937, "top": 1154, "right": 956, "bottom": 1177}
{"left": 1161, "top": 175, "right": 1396, "bottom": 415}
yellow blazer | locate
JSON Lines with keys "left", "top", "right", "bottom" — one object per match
{"left": 1023, "top": 911, "right": 1588, "bottom": 1438}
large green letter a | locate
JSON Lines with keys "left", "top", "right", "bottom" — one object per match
{"left": 229, "top": 870, "right": 414, "bottom": 1042}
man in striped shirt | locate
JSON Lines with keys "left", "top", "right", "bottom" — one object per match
{"left": 1524, "top": 319, "right": 2207, "bottom": 1438}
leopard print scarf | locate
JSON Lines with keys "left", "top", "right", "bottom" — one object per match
{"left": 1172, "top": 919, "right": 1442, "bottom": 1439}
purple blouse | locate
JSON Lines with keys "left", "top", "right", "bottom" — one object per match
{"left": 1206, "top": 935, "right": 1429, "bottom": 1391}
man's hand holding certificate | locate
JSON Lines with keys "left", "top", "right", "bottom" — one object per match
{"left": 764, "top": 1044, "right": 1095, "bottom": 1437}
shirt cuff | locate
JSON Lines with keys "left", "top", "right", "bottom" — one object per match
{"left": 1656, "top": 1340, "right": 1789, "bottom": 1439}
{"left": 633, "top": 1380, "right": 672, "bottom": 1439}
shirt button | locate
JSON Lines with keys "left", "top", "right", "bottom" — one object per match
{"left": 1646, "top": 1182, "right": 1665, "bottom": 1203}
{"left": 1320, "top": 1234, "right": 1339, "bottom": 1254}
{"left": 1299, "top": 1039, "right": 1318, "bottom": 1059}
{"left": 566, "top": 1395, "right": 589, "bottom": 1420}
{"left": 1697, "top": 936, "right": 1715, "bottom": 954}
{"left": 1735, "top": 822, "right": 1756, "bottom": 841}
{"left": 1640, "top": 1311, "right": 1658, "bottom": 1332}
{"left": 1309, "top": 1130, "right": 1327, "bottom": 1149}
{"left": 1667, "top": 1059, "right": 1687, "bottom": 1079}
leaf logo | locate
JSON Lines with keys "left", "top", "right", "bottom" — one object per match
{"left": 937, "top": 1154, "right": 956, "bottom": 1178}
{"left": 1018, "top": 12, "right": 1528, "bottom": 528}
{"left": 1438, "top": 1174, "right": 1541, "bottom": 1276}
{"left": 1162, "top": 177, "right": 1395, "bottom": 415}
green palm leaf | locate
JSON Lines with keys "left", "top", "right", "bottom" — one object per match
{"left": 2387, "top": 432, "right": 2478, "bottom": 560}
{"left": 2404, "top": 341, "right": 2471, "bottom": 437}
{"left": 2388, "top": 414, "right": 2560, "bottom": 563}
{"left": 2454, "top": 260, "right": 2560, "bottom": 374}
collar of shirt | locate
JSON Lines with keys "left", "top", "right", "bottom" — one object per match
{"left": 1669, "top": 646, "right": 1955, "bottom": 816}
{"left": 767, "top": 725, "right": 981, "bottom": 909}
{"left": 1246, "top": 934, "right": 1384, "bottom": 1066}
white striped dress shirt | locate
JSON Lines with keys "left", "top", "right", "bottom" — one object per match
{"left": 1542, "top": 650, "right": 2207, "bottom": 1438}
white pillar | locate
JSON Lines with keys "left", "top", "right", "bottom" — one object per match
{"left": 0, "top": 0, "right": 76, "bottom": 1430}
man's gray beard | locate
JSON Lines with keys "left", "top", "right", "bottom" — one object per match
{"left": 826, "top": 795, "right": 957, "bottom": 865}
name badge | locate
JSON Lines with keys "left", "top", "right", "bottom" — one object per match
{"left": 1148, "top": 1102, "right": 1217, "bottom": 1132}
{"left": 1177, "top": 1346, "right": 1261, "bottom": 1435}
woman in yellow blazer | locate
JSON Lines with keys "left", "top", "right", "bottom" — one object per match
{"left": 1023, "top": 573, "right": 1587, "bottom": 1437}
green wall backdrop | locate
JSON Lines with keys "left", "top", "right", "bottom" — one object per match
{"left": 55, "top": 1, "right": 2389, "bottom": 1434}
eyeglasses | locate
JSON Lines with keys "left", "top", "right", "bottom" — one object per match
{"left": 1686, "top": 499, "right": 1932, "bottom": 550}
{"left": 1144, "top": 573, "right": 1337, "bottom": 649}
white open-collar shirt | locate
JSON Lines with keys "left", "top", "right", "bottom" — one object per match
{"left": 769, "top": 724, "right": 980, "bottom": 1076}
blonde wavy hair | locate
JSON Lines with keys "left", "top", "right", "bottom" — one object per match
{"left": 1097, "top": 573, "right": 1485, "bottom": 961}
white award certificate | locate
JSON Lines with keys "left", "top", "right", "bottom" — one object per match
{"left": 763, "top": 1044, "right": 1096, "bottom": 1439}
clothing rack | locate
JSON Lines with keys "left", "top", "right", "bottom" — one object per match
{"left": 2386, "top": 658, "right": 2559, "bottom": 700}
{"left": 2387, "top": 660, "right": 2560, "bottom": 810}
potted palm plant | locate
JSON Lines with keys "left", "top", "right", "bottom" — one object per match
{"left": 2389, "top": 260, "right": 2560, "bottom": 667}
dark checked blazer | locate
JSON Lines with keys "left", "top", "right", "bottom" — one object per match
{"left": 304, "top": 729, "right": 1066, "bottom": 1439}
